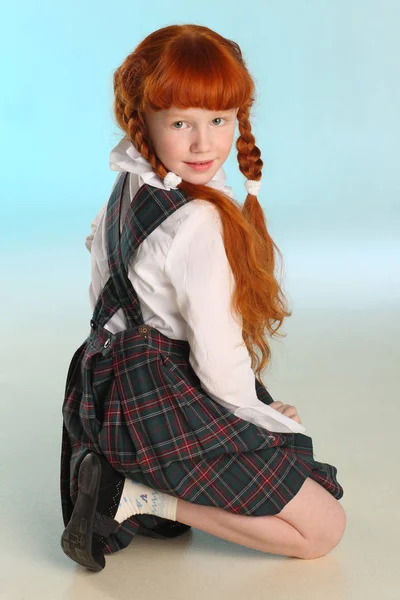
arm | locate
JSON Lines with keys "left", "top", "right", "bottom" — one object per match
{"left": 85, "top": 174, "right": 121, "bottom": 253}
{"left": 164, "top": 203, "right": 305, "bottom": 435}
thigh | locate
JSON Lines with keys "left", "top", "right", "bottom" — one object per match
{"left": 276, "top": 477, "right": 346, "bottom": 548}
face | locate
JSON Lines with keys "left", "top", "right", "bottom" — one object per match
{"left": 143, "top": 106, "right": 239, "bottom": 185}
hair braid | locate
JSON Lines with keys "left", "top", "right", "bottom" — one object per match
{"left": 236, "top": 106, "right": 263, "bottom": 182}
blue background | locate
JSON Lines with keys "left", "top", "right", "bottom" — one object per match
{"left": 1, "top": 2, "right": 400, "bottom": 597}
{"left": 1, "top": 2, "right": 399, "bottom": 329}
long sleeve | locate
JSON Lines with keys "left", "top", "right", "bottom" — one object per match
{"left": 85, "top": 208, "right": 104, "bottom": 253}
{"left": 164, "top": 203, "right": 306, "bottom": 435}
{"left": 85, "top": 174, "right": 121, "bottom": 253}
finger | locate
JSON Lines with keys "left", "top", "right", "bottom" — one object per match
{"left": 282, "top": 407, "right": 296, "bottom": 418}
{"left": 290, "top": 415, "right": 301, "bottom": 424}
{"left": 274, "top": 403, "right": 291, "bottom": 412}
{"left": 282, "top": 409, "right": 301, "bottom": 424}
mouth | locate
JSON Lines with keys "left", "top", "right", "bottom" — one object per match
{"left": 184, "top": 159, "right": 215, "bottom": 171}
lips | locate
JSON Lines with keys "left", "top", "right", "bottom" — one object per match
{"left": 184, "top": 159, "right": 215, "bottom": 171}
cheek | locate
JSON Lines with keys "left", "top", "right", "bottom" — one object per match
{"left": 158, "top": 135, "right": 183, "bottom": 160}
{"left": 219, "top": 132, "right": 235, "bottom": 156}
{"left": 219, "top": 124, "right": 236, "bottom": 146}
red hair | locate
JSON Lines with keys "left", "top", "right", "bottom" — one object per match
{"left": 112, "top": 24, "right": 291, "bottom": 384}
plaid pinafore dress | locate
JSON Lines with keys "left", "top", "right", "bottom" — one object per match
{"left": 60, "top": 171, "right": 343, "bottom": 555}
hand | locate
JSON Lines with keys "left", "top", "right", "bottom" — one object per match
{"left": 269, "top": 401, "right": 302, "bottom": 424}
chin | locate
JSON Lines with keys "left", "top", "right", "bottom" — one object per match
{"left": 186, "top": 175, "right": 214, "bottom": 186}
{"left": 183, "top": 168, "right": 218, "bottom": 185}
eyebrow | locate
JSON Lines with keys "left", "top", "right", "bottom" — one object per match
{"left": 167, "top": 110, "right": 233, "bottom": 117}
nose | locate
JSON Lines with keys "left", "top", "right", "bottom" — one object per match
{"left": 190, "top": 126, "right": 212, "bottom": 153}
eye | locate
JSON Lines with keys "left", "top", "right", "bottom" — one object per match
{"left": 212, "top": 117, "right": 226, "bottom": 126}
{"left": 171, "top": 117, "right": 227, "bottom": 129}
{"left": 172, "top": 121, "right": 188, "bottom": 129}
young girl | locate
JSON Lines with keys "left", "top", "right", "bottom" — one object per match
{"left": 60, "top": 24, "right": 345, "bottom": 572}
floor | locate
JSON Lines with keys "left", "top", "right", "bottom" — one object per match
{"left": 1, "top": 234, "right": 399, "bottom": 600}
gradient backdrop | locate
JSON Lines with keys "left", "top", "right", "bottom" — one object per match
{"left": 1, "top": 2, "right": 399, "bottom": 598}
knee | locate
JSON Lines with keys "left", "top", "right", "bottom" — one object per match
{"left": 302, "top": 502, "right": 347, "bottom": 560}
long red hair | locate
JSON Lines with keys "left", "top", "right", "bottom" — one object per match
{"left": 112, "top": 24, "right": 292, "bottom": 384}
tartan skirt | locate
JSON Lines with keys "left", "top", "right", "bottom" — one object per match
{"left": 61, "top": 318, "right": 344, "bottom": 555}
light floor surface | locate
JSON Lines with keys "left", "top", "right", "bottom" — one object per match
{"left": 1, "top": 239, "right": 399, "bottom": 600}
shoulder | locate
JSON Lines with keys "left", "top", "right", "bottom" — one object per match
{"left": 173, "top": 198, "right": 222, "bottom": 233}
{"left": 168, "top": 200, "right": 223, "bottom": 251}
{"left": 164, "top": 199, "right": 225, "bottom": 272}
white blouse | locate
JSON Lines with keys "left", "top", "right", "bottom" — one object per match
{"left": 85, "top": 136, "right": 306, "bottom": 435}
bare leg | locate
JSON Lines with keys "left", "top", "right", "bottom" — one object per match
{"left": 176, "top": 497, "right": 309, "bottom": 558}
{"left": 176, "top": 477, "right": 346, "bottom": 560}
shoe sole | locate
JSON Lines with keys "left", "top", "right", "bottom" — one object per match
{"left": 60, "top": 453, "right": 105, "bottom": 571}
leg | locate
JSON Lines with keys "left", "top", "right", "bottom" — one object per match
{"left": 176, "top": 497, "right": 309, "bottom": 558}
{"left": 176, "top": 477, "right": 346, "bottom": 560}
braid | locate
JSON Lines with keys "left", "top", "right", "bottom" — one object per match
{"left": 113, "top": 57, "right": 168, "bottom": 179}
{"left": 236, "top": 106, "right": 263, "bottom": 184}
{"left": 127, "top": 115, "right": 168, "bottom": 182}
{"left": 234, "top": 107, "right": 270, "bottom": 235}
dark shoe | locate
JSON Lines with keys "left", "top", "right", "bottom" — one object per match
{"left": 136, "top": 515, "right": 192, "bottom": 539}
{"left": 60, "top": 453, "right": 124, "bottom": 572}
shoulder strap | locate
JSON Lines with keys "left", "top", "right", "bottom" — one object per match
{"left": 105, "top": 171, "right": 190, "bottom": 329}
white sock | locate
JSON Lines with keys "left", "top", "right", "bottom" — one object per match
{"left": 114, "top": 478, "right": 178, "bottom": 524}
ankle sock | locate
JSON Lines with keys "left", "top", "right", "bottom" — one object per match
{"left": 114, "top": 478, "right": 178, "bottom": 524}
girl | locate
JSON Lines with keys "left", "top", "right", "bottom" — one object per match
{"left": 60, "top": 24, "right": 345, "bottom": 572}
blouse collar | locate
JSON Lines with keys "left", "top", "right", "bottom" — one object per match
{"left": 109, "top": 136, "right": 235, "bottom": 199}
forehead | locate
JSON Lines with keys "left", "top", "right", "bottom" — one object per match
{"left": 161, "top": 106, "right": 236, "bottom": 117}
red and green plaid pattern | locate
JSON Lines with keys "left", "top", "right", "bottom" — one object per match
{"left": 60, "top": 172, "right": 343, "bottom": 555}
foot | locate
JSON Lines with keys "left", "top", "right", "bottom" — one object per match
{"left": 60, "top": 453, "right": 122, "bottom": 571}
{"left": 136, "top": 517, "right": 192, "bottom": 539}
{"left": 60, "top": 453, "right": 192, "bottom": 571}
